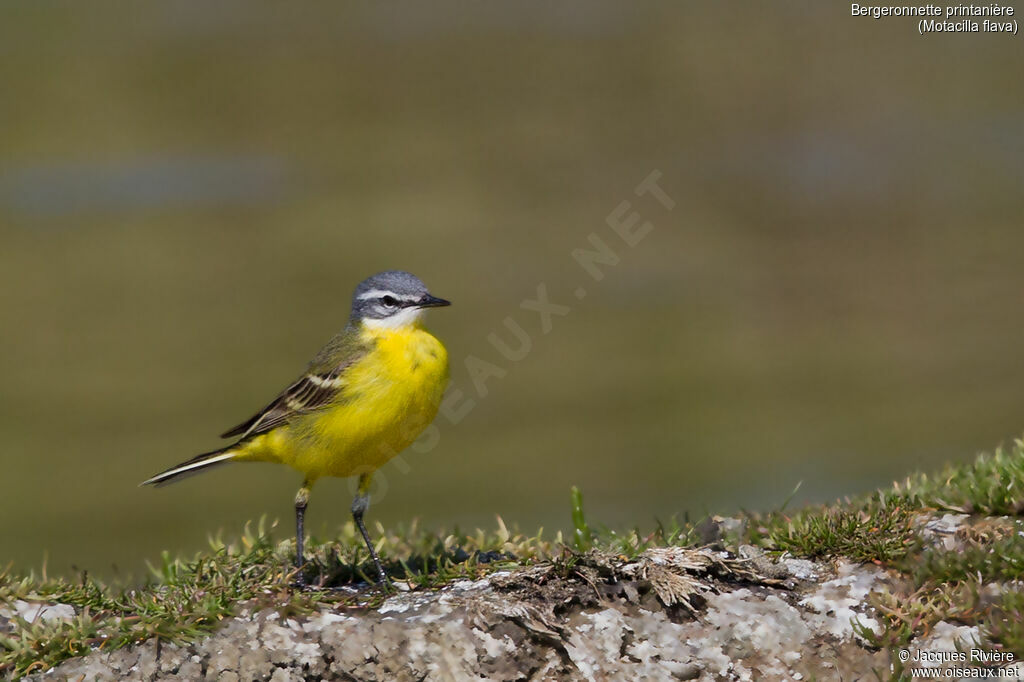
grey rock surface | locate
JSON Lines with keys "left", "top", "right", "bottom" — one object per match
{"left": 22, "top": 514, "right": 1020, "bottom": 681}
{"left": 25, "top": 547, "right": 908, "bottom": 682}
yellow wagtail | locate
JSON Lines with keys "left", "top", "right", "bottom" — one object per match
{"left": 142, "top": 270, "right": 451, "bottom": 584}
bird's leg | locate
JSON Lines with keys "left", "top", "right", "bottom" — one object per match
{"left": 294, "top": 482, "right": 311, "bottom": 583}
{"left": 352, "top": 473, "right": 388, "bottom": 585}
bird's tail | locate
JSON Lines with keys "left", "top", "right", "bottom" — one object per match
{"left": 141, "top": 447, "right": 238, "bottom": 487}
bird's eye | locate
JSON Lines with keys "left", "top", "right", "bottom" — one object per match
{"left": 381, "top": 295, "right": 398, "bottom": 308}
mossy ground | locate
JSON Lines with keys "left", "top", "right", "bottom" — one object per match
{"left": 750, "top": 439, "right": 1024, "bottom": 679}
{"left": 4, "top": 440, "right": 1024, "bottom": 680}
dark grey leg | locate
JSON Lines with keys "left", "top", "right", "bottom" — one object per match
{"left": 353, "top": 473, "right": 388, "bottom": 584}
{"left": 294, "top": 482, "right": 311, "bottom": 582}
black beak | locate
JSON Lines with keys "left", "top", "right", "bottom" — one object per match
{"left": 418, "top": 294, "right": 451, "bottom": 308}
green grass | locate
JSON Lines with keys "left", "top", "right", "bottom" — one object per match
{"left": 5, "top": 439, "right": 1024, "bottom": 679}
{"left": 2, "top": 519, "right": 288, "bottom": 678}
{"left": 741, "top": 438, "right": 1024, "bottom": 677}
{"left": 894, "top": 439, "right": 1024, "bottom": 515}
{"left": 880, "top": 522, "right": 1024, "bottom": 665}
{"left": 0, "top": 488, "right": 702, "bottom": 679}
{"left": 0, "top": 517, "right": 553, "bottom": 679}
{"left": 742, "top": 438, "right": 1024, "bottom": 566}
{"left": 754, "top": 494, "right": 917, "bottom": 563}
{"left": 909, "top": 525, "right": 1024, "bottom": 584}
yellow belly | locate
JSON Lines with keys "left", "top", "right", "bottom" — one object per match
{"left": 239, "top": 326, "right": 448, "bottom": 481}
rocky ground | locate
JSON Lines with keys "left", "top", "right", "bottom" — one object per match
{"left": 13, "top": 513, "right": 1020, "bottom": 682}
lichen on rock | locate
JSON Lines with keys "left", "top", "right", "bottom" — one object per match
{"left": 25, "top": 546, "right": 904, "bottom": 681}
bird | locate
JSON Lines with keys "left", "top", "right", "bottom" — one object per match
{"left": 142, "top": 270, "right": 451, "bottom": 585}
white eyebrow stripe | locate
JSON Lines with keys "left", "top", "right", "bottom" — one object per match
{"left": 356, "top": 289, "right": 392, "bottom": 300}
{"left": 356, "top": 289, "right": 420, "bottom": 302}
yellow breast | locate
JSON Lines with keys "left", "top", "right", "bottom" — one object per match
{"left": 255, "top": 324, "right": 449, "bottom": 480}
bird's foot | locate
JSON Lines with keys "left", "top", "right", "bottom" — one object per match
{"left": 289, "top": 561, "right": 318, "bottom": 591}
{"left": 369, "top": 558, "right": 393, "bottom": 591}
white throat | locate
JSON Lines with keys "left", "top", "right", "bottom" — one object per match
{"left": 362, "top": 306, "right": 425, "bottom": 330}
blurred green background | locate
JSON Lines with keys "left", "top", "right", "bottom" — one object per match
{"left": 2, "top": 3, "right": 1023, "bottom": 580}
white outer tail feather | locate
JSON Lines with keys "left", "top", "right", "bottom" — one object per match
{"left": 141, "top": 451, "right": 237, "bottom": 487}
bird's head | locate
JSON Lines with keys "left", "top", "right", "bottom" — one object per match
{"left": 351, "top": 270, "right": 450, "bottom": 329}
